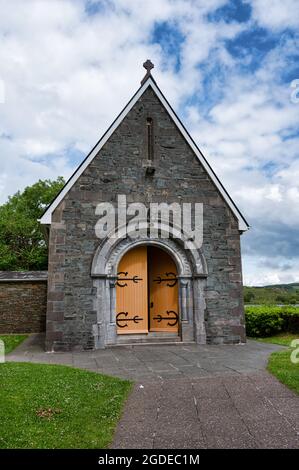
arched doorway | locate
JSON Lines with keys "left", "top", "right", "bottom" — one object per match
{"left": 116, "top": 245, "right": 179, "bottom": 336}
{"left": 91, "top": 221, "right": 208, "bottom": 348}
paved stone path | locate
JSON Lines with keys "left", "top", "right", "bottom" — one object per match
{"left": 7, "top": 334, "right": 299, "bottom": 448}
{"left": 113, "top": 373, "right": 299, "bottom": 449}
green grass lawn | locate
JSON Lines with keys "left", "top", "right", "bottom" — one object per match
{"left": 268, "top": 350, "right": 299, "bottom": 395}
{"left": 0, "top": 334, "right": 28, "bottom": 354}
{"left": 0, "top": 362, "right": 132, "bottom": 449}
{"left": 253, "top": 332, "right": 298, "bottom": 347}
{"left": 253, "top": 333, "right": 299, "bottom": 396}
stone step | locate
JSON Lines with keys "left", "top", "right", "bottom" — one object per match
{"left": 115, "top": 332, "right": 181, "bottom": 345}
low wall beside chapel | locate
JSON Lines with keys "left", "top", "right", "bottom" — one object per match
{"left": 0, "top": 271, "right": 47, "bottom": 334}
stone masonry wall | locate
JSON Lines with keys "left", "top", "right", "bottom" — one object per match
{"left": 46, "top": 85, "right": 246, "bottom": 351}
{"left": 0, "top": 281, "right": 47, "bottom": 333}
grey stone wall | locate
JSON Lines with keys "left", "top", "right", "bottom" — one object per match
{"left": 0, "top": 273, "right": 47, "bottom": 334}
{"left": 46, "top": 86, "right": 245, "bottom": 351}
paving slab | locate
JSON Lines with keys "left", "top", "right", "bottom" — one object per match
{"left": 6, "top": 333, "right": 299, "bottom": 449}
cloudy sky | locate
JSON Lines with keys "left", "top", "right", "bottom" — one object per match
{"left": 0, "top": 0, "right": 299, "bottom": 286}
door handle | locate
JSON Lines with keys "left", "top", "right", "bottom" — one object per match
{"left": 150, "top": 302, "right": 154, "bottom": 308}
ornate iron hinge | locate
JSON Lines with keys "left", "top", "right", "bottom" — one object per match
{"left": 115, "top": 271, "right": 143, "bottom": 287}
{"left": 116, "top": 311, "right": 143, "bottom": 328}
{"left": 153, "top": 310, "right": 178, "bottom": 327}
{"left": 153, "top": 272, "right": 177, "bottom": 287}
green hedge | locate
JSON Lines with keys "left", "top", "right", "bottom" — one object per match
{"left": 245, "top": 305, "right": 299, "bottom": 337}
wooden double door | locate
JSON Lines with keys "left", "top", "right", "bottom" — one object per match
{"left": 116, "top": 246, "right": 179, "bottom": 335}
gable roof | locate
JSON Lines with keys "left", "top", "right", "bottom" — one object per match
{"left": 39, "top": 75, "right": 249, "bottom": 231}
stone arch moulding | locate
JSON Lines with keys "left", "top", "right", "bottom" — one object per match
{"left": 91, "top": 220, "right": 208, "bottom": 348}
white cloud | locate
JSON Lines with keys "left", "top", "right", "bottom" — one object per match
{"left": 0, "top": 0, "right": 244, "bottom": 202}
{"left": 242, "top": 253, "right": 299, "bottom": 286}
{"left": 248, "top": 0, "right": 299, "bottom": 30}
{"left": 0, "top": 0, "right": 298, "bottom": 285}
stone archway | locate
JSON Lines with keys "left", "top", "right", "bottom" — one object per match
{"left": 91, "top": 220, "right": 208, "bottom": 348}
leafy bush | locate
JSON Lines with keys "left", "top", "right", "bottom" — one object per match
{"left": 245, "top": 305, "right": 299, "bottom": 337}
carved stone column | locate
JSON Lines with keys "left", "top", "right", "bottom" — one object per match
{"left": 92, "top": 277, "right": 106, "bottom": 349}
{"left": 106, "top": 277, "right": 117, "bottom": 345}
{"left": 193, "top": 276, "right": 207, "bottom": 344}
{"left": 179, "top": 277, "right": 194, "bottom": 342}
{"left": 180, "top": 279, "right": 189, "bottom": 321}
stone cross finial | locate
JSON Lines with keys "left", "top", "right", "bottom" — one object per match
{"left": 141, "top": 59, "right": 154, "bottom": 85}
{"left": 143, "top": 59, "right": 154, "bottom": 73}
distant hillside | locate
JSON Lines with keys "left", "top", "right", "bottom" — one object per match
{"left": 244, "top": 283, "right": 299, "bottom": 305}
{"left": 263, "top": 283, "right": 299, "bottom": 290}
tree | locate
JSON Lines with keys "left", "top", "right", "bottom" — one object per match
{"left": 0, "top": 177, "right": 65, "bottom": 270}
{"left": 275, "top": 294, "right": 289, "bottom": 304}
{"left": 244, "top": 289, "right": 255, "bottom": 303}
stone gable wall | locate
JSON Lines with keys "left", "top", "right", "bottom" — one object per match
{"left": 46, "top": 86, "right": 245, "bottom": 351}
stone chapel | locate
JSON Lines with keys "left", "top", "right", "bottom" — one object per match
{"left": 39, "top": 61, "right": 249, "bottom": 351}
